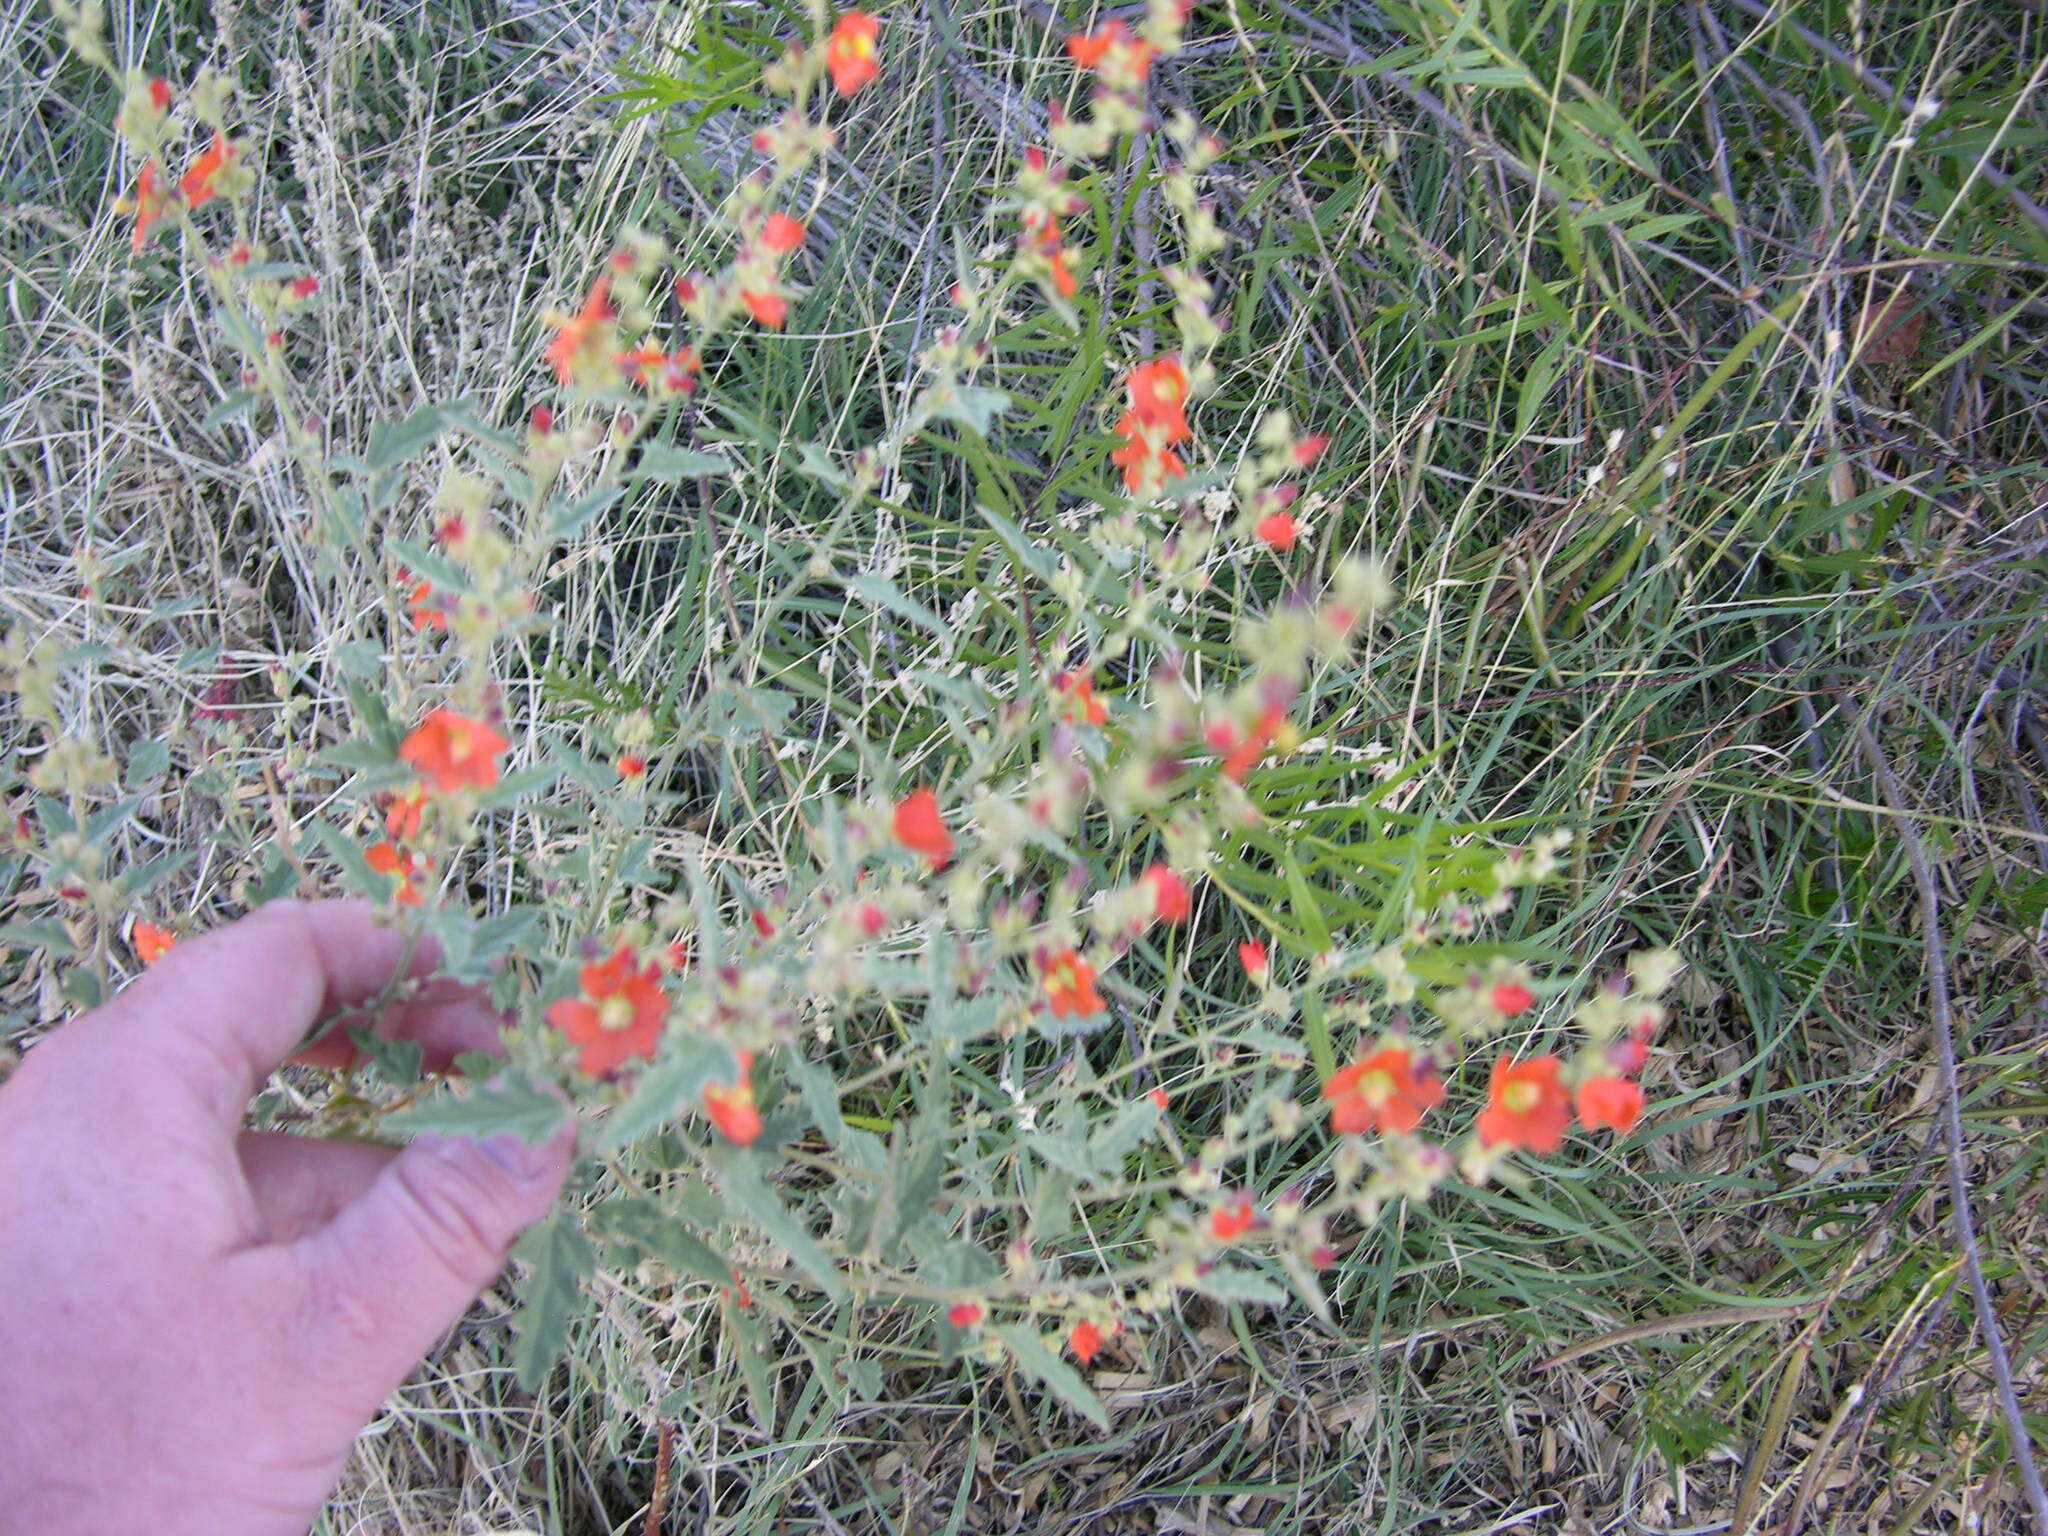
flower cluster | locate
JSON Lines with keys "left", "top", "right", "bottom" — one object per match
{"left": 30, "top": 1, "right": 1688, "bottom": 1415}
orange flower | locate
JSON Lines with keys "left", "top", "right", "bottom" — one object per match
{"left": 1125, "top": 358, "right": 1190, "bottom": 440}
{"left": 544, "top": 275, "right": 616, "bottom": 385}
{"left": 702, "top": 1049, "right": 764, "bottom": 1146}
{"left": 129, "top": 161, "right": 169, "bottom": 254}
{"left": 383, "top": 788, "right": 425, "bottom": 841}
{"left": 1041, "top": 948, "right": 1102, "bottom": 1019}
{"left": 1238, "top": 939, "right": 1268, "bottom": 979}
{"left": 1069, "top": 1320, "right": 1111, "bottom": 1364}
{"left": 547, "top": 945, "right": 668, "bottom": 1077}
{"left": 1255, "top": 512, "right": 1298, "bottom": 552}
{"left": 1144, "top": 864, "right": 1191, "bottom": 923}
{"left": 1476, "top": 1055, "right": 1571, "bottom": 1153}
{"left": 826, "top": 10, "right": 881, "bottom": 96}
{"left": 1022, "top": 213, "right": 1081, "bottom": 302}
{"left": 178, "top": 133, "right": 234, "bottom": 208}
{"left": 616, "top": 754, "right": 648, "bottom": 780}
{"left": 893, "top": 787, "right": 954, "bottom": 870}
{"left": 740, "top": 287, "right": 788, "bottom": 329}
{"left": 399, "top": 708, "right": 510, "bottom": 794}
{"left": 1067, "top": 19, "right": 1156, "bottom": 79}
{"left": 402, "top": 572, "right": 448, "bottom": 632}
{"left": 1576, "top": 1075, "right": 1645, "bottom": 1134}
{"left": 1322, "top": 1047, "right": 1444, "bottom": 1137}
{"left": 1054, "top": 669, "right": 1108, "bottom": 726}
{"left": 148, "top": 78, "right": 172, "bottom": 113}
{"left": 1111, "top": 426, "right": 1184, "bottom": 495}
{"left": 1147, "top": 1087, "right": 1169, "bottom": 1110}
{"left": 1210, "top": 1197, "right": 1256, "bottom": 1242}
{"left": 1490, "top": 981, "right": 1535, "bottom": 1017}
{"left": 1219, "top": 701, "right": 1287, "bottom": 782}
{"left": 761, "top": 212, "right": 807, "bottom": 254}
{"left": 364, "top": 841, "right": 427, "bottom": 906}
{"left": 131, "top": 922, "right": 176, "bottom": 965}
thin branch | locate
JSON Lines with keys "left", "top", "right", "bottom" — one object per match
{"left": 1848, "top": 699, "right": 2048, "bottom": 1533}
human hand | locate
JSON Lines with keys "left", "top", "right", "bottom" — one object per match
{"left": 0, "top": 900, "right": 575, "bottom": 1536}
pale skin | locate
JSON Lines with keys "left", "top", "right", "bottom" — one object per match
{"left": 0, "top": 900, "right": 575, "bottom": 1536}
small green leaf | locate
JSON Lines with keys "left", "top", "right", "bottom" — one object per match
{"left": 356, "top": 399, "right": 479, "bottom": 473}
{"left": 472, "top": 764, "right": 563, "bottom": 812}
{"left": 1194, "top": 1266, "right": 1288, "bottom": 1308}
{"left": 994, "top": 1323, "right": 1109, "bottom": 1429}
{"left": 384, "top": 1076, "right": 566, "bottom": 1144}
{"left": 634, "top": 444, "right": 733, "bottom": 482}
{"left": 708, "top": 1146, "right": 848, "bottom": 1301}
{"left": 546, "top": 487, "right": 623, "bottom": 539}
{"left": 199, "top": 388, "right": 260, "bottom": 432}
{"left": 0, "top": 920, "right": 78, "bottom": 958}
{"left": 599, "top": 1035, "right": 739, "bottom": 1150}
{"left": 509, "top": 1213, "right": 595, "bottom": 1390}
{"left": 587, "top": 1196, "right": 734, "bottom": 1286}
{"left": 847, "top": 573, "right": 947, "bottom": 635}
{"left": 929, "top": 384, "right": 1013, "bottom": 436}
{"left": 347, "top": 1026, "right": 423, "bottom": 1088}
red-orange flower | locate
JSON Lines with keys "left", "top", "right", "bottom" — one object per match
{"left": 402, "top": 572, "right": 448, "bottom": 632}
{"left": 1255, "top": 512, "right": 1299, "bottom": 552}
{"left": 399, "top": 708, "right": 510, "bottom": 794}
{"left": 1147, "top": 1087, "right": 1169, "bottom": 1110}
{"left": 1576, "top": 1075, "right": 1645, "bottom": 1134}
{"left": 1238, "top": 939, "right": 1268, "bottom": 979}
{"left": 947, "top": 1301, "right": 983, "bottom": 1329}
{"left": 1054, "top": 669, "right": 1108, "bottom": 727}
{"left": 129, "top": 161, "right": 169, "bottom": 254}
{"left": 826, "top": 11, "right": 881, "bottom": 96}
{"left": 740, "top": 287, "right": 788, "bottom": 329}
{"left": 893, "top": 787, "right": 954, "bottom": 870}
{"left": 1111, "top": 426, "right": 1184, "bottom": 493}
{"left": 616, "top": 754, "right": 647, "bottom": 780}
{"left": 1476, "top": 1055, "right": 1571, "bottom": 1153}
{"left": 178, "top": 133, "right": 234, "bottom": 208}
{"left": 131, "top": 922, "right": 176, "bottom": 965}
{"left": 1125, "top": 358, "right": 1190, "bottom": 439}
{"left": 544, "top": 275, "right": 616, "bottom": 385}
{"left": 547, "top": 945, "right": 668, "bottom": 1077}
{"left": 761, "top": 212, "right": 807, "bottom": 254}
{"left": 1111, "top": 358, "right": 1193, "bottom": 494}
{"left": 1069, "top": 1320, "right": 1110, "bottom": 1364}
{"left": 1491, "top": 981, "right": 1535, "bottom": 1016}
{"left": 1067, "top": 19, "right": 1157, "bottom": 79}
{"left": 383, "top": 788, "right": 425, "bottom": 842}
{"left": 702, "top": 1049, "right": 764, "bottom": 1146}
{"left": 1041, "top": 948, "right": 1102, "bottom": 1019}
{"left": 364, "top": 841, "right": 427, "bottom": 906}
{"left": 1210, "top": 1197, "right": 1256, "bottom": 1242}
{"left": 1218, "top": 701, "right": 1287, "bottom": 782}
{"left": 1144, "top": 864, "right": 1191, "bottom": 924}
{"left": 1323, "top": 1047, "right": 1444, "bottom": 1137}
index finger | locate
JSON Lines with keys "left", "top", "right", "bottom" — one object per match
{"left": 84, "top": 899, "right": 438, "bottom": 1126}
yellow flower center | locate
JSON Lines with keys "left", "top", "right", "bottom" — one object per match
{"left": 1357, "top": 1070, "right": 1393, "bottom": 1104}
{"left": 846, "top": 35, "right": 874, "bottom": 59}
{"left": 598, "top": 993, "right": 637, "bottom": 1033}
{"left": 1502, "top": 1080, "right": 1540, "bottom": 1115}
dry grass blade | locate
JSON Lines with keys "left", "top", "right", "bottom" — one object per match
{"left": 1850, "top": 699, "right": 2048, "bottom": 1533}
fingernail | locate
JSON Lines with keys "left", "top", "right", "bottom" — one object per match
{"left": 480, "top": 1132, "right": 549, "bottom": 1182}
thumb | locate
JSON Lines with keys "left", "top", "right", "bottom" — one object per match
{"left": 294, "top": 1128, "right": 574, "bottom": 1392}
